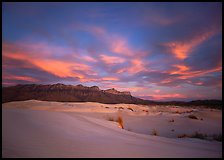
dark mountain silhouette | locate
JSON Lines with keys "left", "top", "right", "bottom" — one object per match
{"left": 2, "top": 83, "right": 222, "bottom": 109}
{"left": 2, "top": 83, "right": 152, "bottom": 104}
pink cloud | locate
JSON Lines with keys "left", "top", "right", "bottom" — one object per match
{"left": 110, "top": 37, "right": 133, "bottom": 56}
{"left": 81, "top": 55, "right": 98, "bottom": 63}
{"left": 100, "top": 54, "right": 126, "bottom": 64}
{"left": 127, "top": 59, "right": 147, "bottom": 74}
{"left": 140, "top": 93, "right": 186, "bottom": 101}
{"left": 154, "top": 89, "right": 160, "bottom": 93}
{"left": 101, "top": 77, "right": 119, "bottom": 81}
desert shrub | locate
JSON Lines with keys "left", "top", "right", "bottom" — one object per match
{"left": 171, "top": 129, "right": 175, "bottom": 132}
{"left": 169, "top": 119, "right": 174, "bottom": 122}
{"left": 105, "top": 107, "right": 109, "bottom": 109}
{"left": 177, "top": 132, "right": 222, "bottom": 141}
{"left": 177, "top": 134, "right": 188, "bottom": 138}
{"left": 190, "top": 132, "right": 207, "bottom": 139}
{"left": 127, "top": 107, "right": 134, "bottom": 111}
{"left": 107, "top": 117, "right": 114, "bottom": 121}
{"left": 212, "top": 134, "right": 222, "bottom": 142}
{"left": 188, "top": 115, "right": 198, "bottom": 120}
{"left": 200, "top": 118, "right": 203, "bottom": 121}
{"left": 119, "top": 107, "right": 124, "bottom": 110}
{"left": 117, "top": 116, "right": 124, "bottom": 129}
{"left": 151, "top": 129, "right": 158, "bottom": 136}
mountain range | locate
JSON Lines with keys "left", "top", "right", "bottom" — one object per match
{"left": 2, "top": 83, "right": 222, "bottom": 109}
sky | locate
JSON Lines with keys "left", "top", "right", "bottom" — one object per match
{"left": 2, "top": 2, "right": 222, "bottom": 101}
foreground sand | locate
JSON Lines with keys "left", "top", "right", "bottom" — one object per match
{"left": 2, "top": 100, "right": 222, "bottom": 158}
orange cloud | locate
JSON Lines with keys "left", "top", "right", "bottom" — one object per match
{"left": 177, "top": 66, "right": 222, "bottom": 80}
{"left": 4, "top": 75, "right": 39, "bottom": 82}
{"left": 2, "top": 42, "right": 97, "bottom": 81}
{"left": 163, "top": 30, "right": 218, "bottom": 60}
{"left": 100, "top": 54, "right": 125, "bottom": 64}
{"left": 170, "top": 64, "right": 190, "bottom": 75}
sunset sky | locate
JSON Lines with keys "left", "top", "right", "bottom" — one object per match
{"left": 2, "top": 2, "right": 222, "bottom": 101}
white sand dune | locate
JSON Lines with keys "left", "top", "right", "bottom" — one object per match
{"left": 2, "top": 100, "right": 222, "bottom": 158}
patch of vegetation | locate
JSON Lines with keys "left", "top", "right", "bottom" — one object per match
{"left": 127, "top": 107, "right": 134, "bottom": 111}
{"left": 169, "top": 119, "right": 174, "bottom": 122}
{"left": 151, "top": 129, "right": 158, "bottom": 136}
{"left": 107, "top": 117, "right": 114, "bottom": 121}
{"left": 117, "top": 116, "right": 124, "bottom": 129}
{"left": 212, "top": 134, "right": 222, "bottom": 142}
{"left": 188, "top": 114, "right": 198, "bottom": 120}
{"left": 105, "top": 106, "right": 109, "bottom": 109}
{"left": 177, "top": 134, "right": 188, "bottom": 138}
{"left": 190, "top": 131, "right": 207, "bottom": 139}
{"left": 171, "top": 129, "right": 175, "bottom": 132}
{"left": 118, "top": 107, "right": 124, "bottom": 110}
{"left": 106, "top": 115, "right": 124, "bottom": 129}
{"left": 177, "top": 132, "right": 222, "bottom": 142}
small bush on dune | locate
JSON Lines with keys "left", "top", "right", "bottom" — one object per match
{"left": 169, "top": 119, "right": 174, "bottom": 122}
{"left": 151, "top": 129, "right": 158, "bottom": 136}
{"left": 177, "top": 134, "right": 188, "bottom": 138}
{"left": 127, "top": 107, "right": 134, "bottom": 111}
{"left": 107, "top": 115, "right": 124, "bottom": 129}
{"left": 212, "top": 134, "right": 222, "bottom": 142}
{"left": 107, "top": 117, "right": 114, "bottom": 121}
{"left": 188, "top": 115, "right": 198, "bottom": 120}
{"left": 177, "top": 132, "right": 222, "bottom": 141}
{"left": 190, "top": 131, "right": 207, "bottom": 139}
{"left": 117, "top": 116, "right": 124, "bottom": 129}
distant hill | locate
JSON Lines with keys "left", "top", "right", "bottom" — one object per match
{"left": 2, "top": 83, "right": 222, "bottom": 109}
{"left": 2, "top": 83, "right": 152, "bottom": 105}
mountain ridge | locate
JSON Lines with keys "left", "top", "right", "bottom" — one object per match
{"left": 2, "top": 83, "right": 222, "bottom": 109}
{"left": 2, "top": 83, "right": 151, "bottom": 104}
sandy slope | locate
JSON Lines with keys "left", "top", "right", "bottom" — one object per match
{"left": 2, "top": 100, "right": 222, "bottom": 158}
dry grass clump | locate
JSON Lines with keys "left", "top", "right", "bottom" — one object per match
{"left": 107, "top": 117, "right": 115, "bottom": 121}
{"left": 117, "top": 116, "right": 124, "bottom": 129}
{"left": 177, "top": 134, "right": 188, "bottom": 138}
{"left": 151, "top": 129, "right": 158, "bottom": 136}
{"left": 127, "top": 107, "right": 134, "bottom": 111}
{"left": 177, "top": 132, "right": 222, "bottom": 141}
{"left": 188, "top": 114, "right": 198, "bottom": 120}
{"left": 212, "top": 134, "right": 222, "bottom": 142}
{"left": 190, "top": 131, "right": 207, "bottom": 139}
{"left": 106, "top": 115, "right": 124, "bottom": 129}
{"left": 169, "top": 119, "right": 174, "bottom": 122}
{"left": 177, "top": 132, "right": 205, "bottom": 139}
